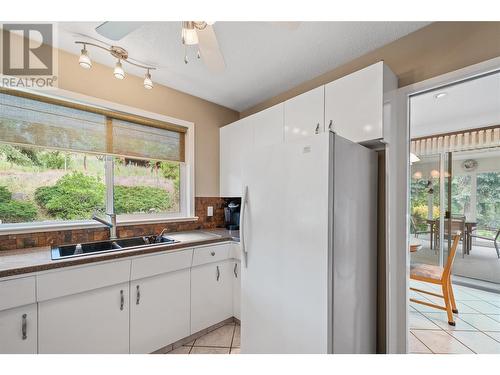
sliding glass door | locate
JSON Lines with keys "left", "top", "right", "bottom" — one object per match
{"left": 410, "top": 152, "right": 453, "bottom": 267}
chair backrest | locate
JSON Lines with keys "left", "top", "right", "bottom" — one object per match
{"left": 442, "top": 232, "right": 461, "bottom": 280}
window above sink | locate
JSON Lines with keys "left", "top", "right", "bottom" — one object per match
{"left": 0, "top": 88, "right": 196, "bottom": 235}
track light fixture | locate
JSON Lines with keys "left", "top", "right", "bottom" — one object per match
{"left": 75, "top": 41, "right": 156, "bottom": 89}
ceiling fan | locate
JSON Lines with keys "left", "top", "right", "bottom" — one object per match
{"left": 94, "top": 21, "right": 300, "bottom": 73}
{"left": 95, "top": 21, "right": 225, "bottom": 72}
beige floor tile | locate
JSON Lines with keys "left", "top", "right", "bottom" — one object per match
{"left": 167, "top": 346, "right": 191, "bottom": 354}
{"left": 230, "top": 348, "right": 241, "bottom": 354}
{"left": 486, "top": 315, "right": 500, "bottom": 323}
{"left": 449, "top": 331, "right": 500, "bottom": 354}
{"left": 484, "top": 331, "right": 500, "bottom": 342}
{"left": 232, "top": 325, "right": 240, "bottom": 347}
{"left": 423, "top": 312, "right": 477, "bottom": 331}
{"left": 461, "top": 300, "right": 500, "bottom": 314}
{"left": 454, "top": 302, "right": 482, "bottom": 313}
{"left": 190, "top": 347, "right": 230, "bottom": 354}
{"left": 408, "top": 332, "right": 432, "bottom": 353}
{"left": 183, "top": 340, "right": 195, "bottom": 346}
{"left": 409, "top": 311, "right": 441, "bottom": 330}
{"left": 459, "top": 314, "right": 500, "bottom": 331}
{"left": 194, "top": 324, "right": 235, "bottom": 347}
{"left": 411, "top": 330, "right": 473, "bottom": 354}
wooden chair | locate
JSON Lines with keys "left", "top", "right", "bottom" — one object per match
{"left": 410, "top": 232, "right": 461, "bottom": 326}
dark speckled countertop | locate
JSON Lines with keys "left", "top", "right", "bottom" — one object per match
{"left": 0, "top": 228, "right": 239, "bottom": 279}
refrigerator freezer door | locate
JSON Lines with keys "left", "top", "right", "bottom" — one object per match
{"left": 240, "top": 134, "right": 332, "bottom": 353}
{"left": 332, "top": 135, "right": 378, "bottom": 353}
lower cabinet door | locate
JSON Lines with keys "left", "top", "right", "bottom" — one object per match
{"left": 191, "top": 261, "right": 233, "bottom": 334}
{"left": 232, "top": 261, "right": 241, "bottom": 321}
{"left": 130, "top": 269, "right": 191, "bottom": 354}
{"left": 0, "top": 304, "right": 37, "bottom": 354}
{"left": 38, "top": 282, "right": 130, "bottom": 354}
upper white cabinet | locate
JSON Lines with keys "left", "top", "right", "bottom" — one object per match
{"left": 252, "top": 103, "right": 284, "bottom": 148}
{"left": 284, "top": 86, "right": 325, "bottom": 142}
{"left": 220, "top": 104, "right": 283, "bottom": 197}
{"left": 325, "top": 61, "right": 397, "bottom": 143}
{"left": 220, "top": 117, "right": 253, "bottom": 197}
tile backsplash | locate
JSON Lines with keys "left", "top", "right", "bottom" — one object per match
{"left": 0, "top": 197, "right": 226, "bottom": 251}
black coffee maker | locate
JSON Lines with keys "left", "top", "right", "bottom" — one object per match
{"left": 224, "top": 200, "right": 240, "bottom": 230}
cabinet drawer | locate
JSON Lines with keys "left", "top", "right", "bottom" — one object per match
{"left": 0, "top": 277, "right": 36, "bottom": 312}
{"left": 229, "top": 243, "right": 242, "bottom": 261}
{"left": 37, "top": 260, "right": 131, "bottom": 302}
{"left": 130, "top": 248, "right": 193, "bottom": 281}
{"left": 192, "top": 243, "right": 231, "bottom": 267}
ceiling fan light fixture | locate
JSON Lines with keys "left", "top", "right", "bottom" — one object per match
{"left": 182, "top": 22, "right": 199, "bottom": 45}
{"left": 143, "top": 70, "right": 153, "bottom": 89}
{"left": 78, "top": 46, "right": 92, "bottom": 69}
{"left": 113, "top": 59, "right": 125, "bottom": 80}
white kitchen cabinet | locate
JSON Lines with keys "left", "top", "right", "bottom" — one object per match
{"left": 0, "top": 304, "right": 37, "bottom": 354}
{"left": 325, "top": 61, "right": 397, "bottom": 143}
{"left": 252, "top": 103, "right": 284, "bottom": 148}
{"left": 220, "top": 117, "right": 253, "bottom": 197}
{"left": 232, "top": 260, "right": 241, "bottom": 321}
{"left": 191, "top": 260, "right": 233, "bottom": 333}
{"left": 38, "top": 282, "right": 130, "bottom": 354}
{"left": 284, "top": 86, "right": 325, "bottom": 142}
{"left": 130, "top": 269, "right": 191, "bottom": 354}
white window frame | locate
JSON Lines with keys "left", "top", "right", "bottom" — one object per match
{"left": 0, "top": 86, "right": 196, "bottom": 235}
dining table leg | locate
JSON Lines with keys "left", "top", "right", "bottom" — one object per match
{"left": 430, "top": 223, "right": 433, "bottom": 250}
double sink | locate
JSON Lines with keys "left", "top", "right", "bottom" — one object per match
{"left": 51, "top": 231, "right": 222, "bottom": 260}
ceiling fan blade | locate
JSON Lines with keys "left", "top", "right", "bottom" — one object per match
{"left": 95, "top": 22, "right": 144, "bottom": 41}
{"left": 269, "top": 22, "right": 301, "bottom": 30}
{"left": 197, "top": 25, "right": 225, "bottom": 73}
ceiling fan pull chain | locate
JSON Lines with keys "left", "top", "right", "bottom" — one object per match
{"left": 184, "top": 45, "right": 188, "bottom": 64}
{"left": 197, "top": 50, "right": 201, "bottom": 59}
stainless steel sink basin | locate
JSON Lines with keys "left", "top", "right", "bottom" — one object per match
{"left": 51, "top": 235, "right": 179, "bottom": 260}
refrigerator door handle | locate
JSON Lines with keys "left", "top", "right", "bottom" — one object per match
{"left": 241, "top": 185, "right": 248, "bottom": 267}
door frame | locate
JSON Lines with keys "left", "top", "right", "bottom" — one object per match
{"left": 385, "top": 56, "right": 500, "bottom": 354}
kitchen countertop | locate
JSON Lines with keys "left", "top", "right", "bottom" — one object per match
{"left": 0, "top": 228, "right": 239, "bottom": 279}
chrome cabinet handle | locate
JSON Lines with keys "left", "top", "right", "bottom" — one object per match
{"left": 315, "top": 123, "right": 320, "bottom": 134}
{"left": 120, "top": 290, "right": 124, "bottom": 310}
{"left": 136, "top": 285, "right": 141, "bottom": 305}
{"left": 328, "top": 120, "right": 333, "bottom": 131}
{"left": 21, "top": 314, "right": 27, "bottom": 340}
{"left": 216, "top": 265, "right": 220, "bottom": 282}
{"left": 233, "top": 263, "right": 238, "bottom": 278}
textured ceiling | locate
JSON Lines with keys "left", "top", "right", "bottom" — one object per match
{"left": 57, "top": 21, "right": 429, "bottom": 111}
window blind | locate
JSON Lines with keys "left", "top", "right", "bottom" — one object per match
{"left": 0, "top": 91, "right": 185, "bottom": 162}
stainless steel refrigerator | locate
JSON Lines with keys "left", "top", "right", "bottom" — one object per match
{"left": 240, "top": 132, "right": 378, "bottom": 353}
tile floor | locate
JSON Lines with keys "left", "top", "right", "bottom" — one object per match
{"left": 167, "top": 322, "right": 240, "bottom": 354}
{"left": 409, "top": 279, "right": 500, "bottom": 354}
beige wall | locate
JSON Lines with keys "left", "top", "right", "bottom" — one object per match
{"left": 56, "top": 50, "right": 239, "bottom": 197}
{"left": 241, "top": 22, "right": 500, "bottom": 118}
